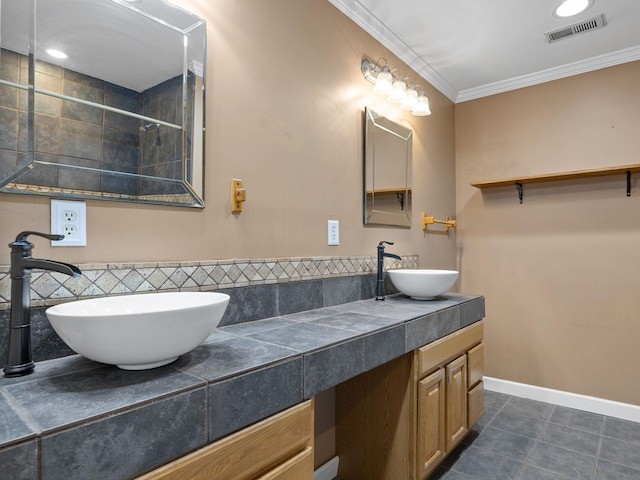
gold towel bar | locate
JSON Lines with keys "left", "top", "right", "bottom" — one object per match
{"left": 422, "top": 212, "right": 456, "bottom": 232}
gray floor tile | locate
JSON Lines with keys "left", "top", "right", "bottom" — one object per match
{"left": 539, "top": 422, "right": 601, "bottom": 456}
{"left": 603, "top": 417, "right": 640, "bottom": 444}
{"left": 599, "top": 436, "right": 640, "bottom": 470}
{"left": 433, "top": 468, "right": 478, "bottom": 479}
{"left": 489, "top": 410, "right": 546, "bottom": 439}
{"left": 436, "top": 392, "right": 640, "bottom": 480}
{"left": 518, "top": 464, "right": 573, "bottom": 480}
{"left": 476, "top": 406, "right": 499, "bottom": 431}
{"left": 549, "top": 406, "right": 604, "bottom": 434}
{"left": 501, "top": 396, "right": 555, "bottom": 421}
{"left": 526, "top": 442, "right": 596, "bottom": 480}
{"left": 594, "top": 459, "right": 640, "bottom": 480}
{"left": 483, "top": 391, "right": 511, "bottom": 411}
{"left": 449, "top": 446, "right": 523, "bottom": 480}
{"left": 472, "top": 426, "right": 537, "bottom": 461}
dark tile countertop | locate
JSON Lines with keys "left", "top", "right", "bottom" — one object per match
{"left": 0, "top": 293, "right": 484, "bottom": 480}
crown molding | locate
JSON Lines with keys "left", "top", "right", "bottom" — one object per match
{"left": 329, "top": 0, "right": 640, "bottom": 104}
{"left": 456, "top": 45, "right": 640, "bottom": 103}
{"left": 328, "top": 0, "right": 458, "bottom": 102}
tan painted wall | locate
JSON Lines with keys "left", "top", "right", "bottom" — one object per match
{"left": 0, "top": 0, "right": 457, "bottom": 469}
{"left": 0, "top": 0, "right": 457, "bottom": 270}
{"left": 456, "top": 61, "right": 640, "bottom": 405}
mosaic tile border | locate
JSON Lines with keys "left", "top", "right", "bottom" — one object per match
{"left": 0, "top": 254, "right": 418, "bottom": 310}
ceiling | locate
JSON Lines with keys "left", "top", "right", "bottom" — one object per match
{"left": 1, "top": 0, "right": 204, "bottom": 92}
{"left": 328, "top": 0, "right": 640, "bottom": 103}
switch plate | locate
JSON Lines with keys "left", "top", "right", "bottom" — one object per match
{"left": 328, "top": 220, "right": 339, "bottom": 246}
{"left": 51, "top": 199, "right": 87, "bottom": 246}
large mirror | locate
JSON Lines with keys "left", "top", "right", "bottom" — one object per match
{"left": 0, "top": 0, "right": 206, "bottom": 207}
{"left": 363, "top": 108, "right": 412, "bottom": 227}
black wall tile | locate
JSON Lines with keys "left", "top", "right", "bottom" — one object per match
{"left": 363, "top": 324, "right": 406, "bottom": 372}
{"left": 323, "top": 275, "right": 361, "bottom": 307}
{"left": 0, "top": 440, "right": 37, "bottom": 480}
{"left": 209, "top": 358, "right": 303, "bottom": 441}
{"left": 218, "top": 284, "right": 278, "bottom": 326}
{"left": 303, "top": 338, "right": 364, "bottom": 398}
{"left": 40, "top": 387, "right": 207, "bottom": 480}
{"left": 278, "top": 279, "right": 323, "bottom": 315}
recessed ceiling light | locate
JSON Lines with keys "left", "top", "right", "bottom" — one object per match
{"left": 553, "top": 0, "right": 594, "bottom": 18}
{"left": 46, "top": 49, "right": 68, "bottom": 59}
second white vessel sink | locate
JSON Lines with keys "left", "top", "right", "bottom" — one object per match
{"left": 387, "top": 269, "right": 459, "bottom": 300}
{"left": 46, "top": 291, "right": 230, "bottom": 370}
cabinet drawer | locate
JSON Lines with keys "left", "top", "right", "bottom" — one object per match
{"left": 137, "top": 401, "right": 313, "bottom": 480}
{"left": 467, "top": 342, "right": 484, "bottom": 387}
{"left": 418, "top": 321, "right": 483, "bottom": 377}
{"left": 257, "top": 446, "right": 313, "bottom": 480}
{"left": 467, "top": 381, "right": 484, "bottom": 428}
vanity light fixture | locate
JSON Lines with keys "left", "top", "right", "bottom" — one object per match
{"left": 371, "top": 64, "right": 393, "bottom": 95}
{"left": 388, "top": 75, "right": 407, "bottom": 103}
{"left": 400, "top": 84, "right": 418, "bottom": 111}
{"left": 553, "top": 0, "right": 593, "bottom": 18}
{"left": 361, "top": 57, "right": 431, "bottom": 116}
{"left": 46, "top": 48, "right": 68, "bottom": 59}
{"left": 412, "top": 91, "right": 431, "bottom": 116}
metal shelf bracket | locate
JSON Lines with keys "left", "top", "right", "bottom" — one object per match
{"left": 515, "top": 182, "right": 523, "bottom": 204}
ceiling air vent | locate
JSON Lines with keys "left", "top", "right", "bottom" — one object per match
{"left": 545, "top": 14, "right": 607, "bottom": 43}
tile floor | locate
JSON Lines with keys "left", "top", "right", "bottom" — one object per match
{"left": 431, "top": 391, "right": 640, "bottom": 480}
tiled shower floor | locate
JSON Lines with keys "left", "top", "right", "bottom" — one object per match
{"left": 432, "top": 391, "right": 640, "bottom": 480}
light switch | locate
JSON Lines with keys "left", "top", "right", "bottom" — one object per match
{"left": 328, "top": 220, "right": 339, "bottom": 246}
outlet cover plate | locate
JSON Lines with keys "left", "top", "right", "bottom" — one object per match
{"left": 51, "top": 199, "right": 87, "bottom": 246}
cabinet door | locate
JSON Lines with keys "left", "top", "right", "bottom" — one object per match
{"left": 445, "top": 355, "right": 468, "bottom": 451}
{"left": 417, "top": 368, "right": 446, "bottom": 480}
{"left": 468, "top": 380, "right": 484, "bottom": 428}
{"left": 467, "top": 342, "right": 484, "bottom": 387}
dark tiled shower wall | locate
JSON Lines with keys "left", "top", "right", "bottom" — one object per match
{"left": 0, "top": 48, "right": 185, "bottom": 195}
{"left": 139, "top": 74, "right": 186, "bottom": 196}
{"left": 0, "top": 49, "right": 28, "bottom": 182}
{"left": 0, "top": 273, "right": 394, "bottom": 366}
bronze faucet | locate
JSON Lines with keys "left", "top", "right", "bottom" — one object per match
{"left": 3, "top": 231, "right": 81, "bottom": 377}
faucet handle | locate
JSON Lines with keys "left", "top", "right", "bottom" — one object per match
{"left": 378, "top": 240, "right": 395, "bottom": 248}
{"left": 14, "top": 231, "right": 64, "bottom": 243}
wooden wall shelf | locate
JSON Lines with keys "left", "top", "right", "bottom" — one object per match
{"left": 365, "top": 188, "right": 412, "bottom": 195}
{"left": 471, "top": 164, "right": 640, "bottom": 203}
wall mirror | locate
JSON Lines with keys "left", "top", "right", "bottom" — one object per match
{"left": 0, "top": 0, "right": 206, "bottom": 207}
{"left": 363, "top": 107, "right": 412, "bottom": 227}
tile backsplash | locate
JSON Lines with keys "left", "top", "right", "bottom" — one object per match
{"left": 0, "top": 254, "right": 418, "bottom": 364}
{"left": 0, "top": 254, "right": 418, "bottom": 310}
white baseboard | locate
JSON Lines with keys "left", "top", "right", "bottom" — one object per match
{"left": 314, "top": 456, "right": 339, "bottom": 480}
{"left": 484, "top": 376, "right": 640, "bottom": 423}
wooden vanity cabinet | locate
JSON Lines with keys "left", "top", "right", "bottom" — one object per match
{"left": 337, "top": 321, "right": 484, "bottom": 480}
{"left": 137, "top": 400, "right": 314, "bottom": 480}
{"left": 415, "top": 321, "right": 484, "bottom": 477}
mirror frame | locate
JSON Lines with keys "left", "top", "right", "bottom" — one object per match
{"left": 0, "top": 0, "right": 206, "bottom": 208}
{"left": 363, "top": 107, "right": 413, "bottom": 227}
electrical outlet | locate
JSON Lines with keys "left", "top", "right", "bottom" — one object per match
{"left": 51, "top": 199, "right": 87, "bottom": 246}
{"left": 328, "top": 220, "right": 339, "bottom": 246}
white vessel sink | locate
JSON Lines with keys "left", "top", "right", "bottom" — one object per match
{"left": 46, "top": 292, "right": 230, "bottom": 370}
{"left": 387, "top": 269, "right": 459, "bottom": 300}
